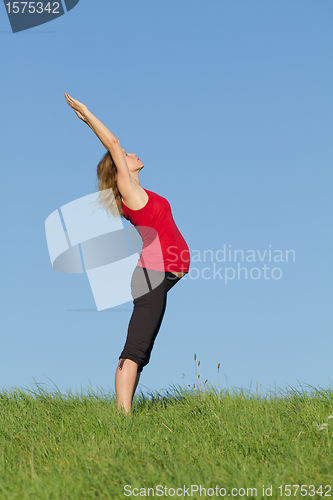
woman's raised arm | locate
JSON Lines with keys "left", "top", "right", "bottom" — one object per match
{"left": 64, "top": 93, "right": 119, "bottom": 151}
{"left": 64, "top": 93, "right": 134, "bottom": 193}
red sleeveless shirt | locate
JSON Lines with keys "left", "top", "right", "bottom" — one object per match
{"left": 121, "top": 188, "right": 190, "bottom": 273}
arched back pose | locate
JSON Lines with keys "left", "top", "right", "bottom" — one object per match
{"left": 64, "top": 93, "right": 190, "bottom": 415}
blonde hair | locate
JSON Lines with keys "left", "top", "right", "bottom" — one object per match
{"left": 94, "top": 150, "right": 124, "bottom": 219}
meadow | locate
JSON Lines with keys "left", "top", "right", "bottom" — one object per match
{"left": 0, "top": 361, "right": 332, "bottom": 499}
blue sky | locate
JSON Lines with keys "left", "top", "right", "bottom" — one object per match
{"left": 1, "top": 0, "right": 332, "bottom": 400}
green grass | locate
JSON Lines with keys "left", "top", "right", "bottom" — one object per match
{"left": 0, "top": 375, "right": 332, "bottom": 500}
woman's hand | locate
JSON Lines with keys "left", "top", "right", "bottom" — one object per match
{"left": 65, "top": 95, "right": 118, "bottom": 150}
{"left": 64, "top": 92, "right": 88, "bottom": 123}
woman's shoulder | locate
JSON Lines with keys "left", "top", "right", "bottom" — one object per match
{"left": 121, "top": 184, "right": 149, "bottom": 211}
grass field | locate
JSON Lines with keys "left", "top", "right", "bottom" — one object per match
{"left": 0, "top": 364, "right": 332, "bottom": 499}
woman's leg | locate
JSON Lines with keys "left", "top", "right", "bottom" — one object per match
{"left": 115, "top": 358, "right": 139, "bottom": 415}
{"left": 132, "top": 371, "right": 141, "bottom": 400}
{"left": 116, "top": 267, "right": 182, "bottom": 415}
{"left": 139, "top": 273, "right": 181, "bottom": 369}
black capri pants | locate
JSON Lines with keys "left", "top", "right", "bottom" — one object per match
{"left": 119, "top": 266, "right": 183, "bottom": 373}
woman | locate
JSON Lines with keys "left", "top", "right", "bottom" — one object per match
{"left": 64, "top": 93, "right": 190, "bottom": 415}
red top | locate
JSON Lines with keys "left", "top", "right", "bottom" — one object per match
{"left": 121, "top": 188, "right": 190, "bottom": 273}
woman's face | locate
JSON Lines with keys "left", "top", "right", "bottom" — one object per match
{"left": 122, "top": 149, "right": 144, "bottom": 171}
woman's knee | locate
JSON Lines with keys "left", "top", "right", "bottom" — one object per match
{"left": 117, "top": 357, "right": 139, "bottom": 372}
